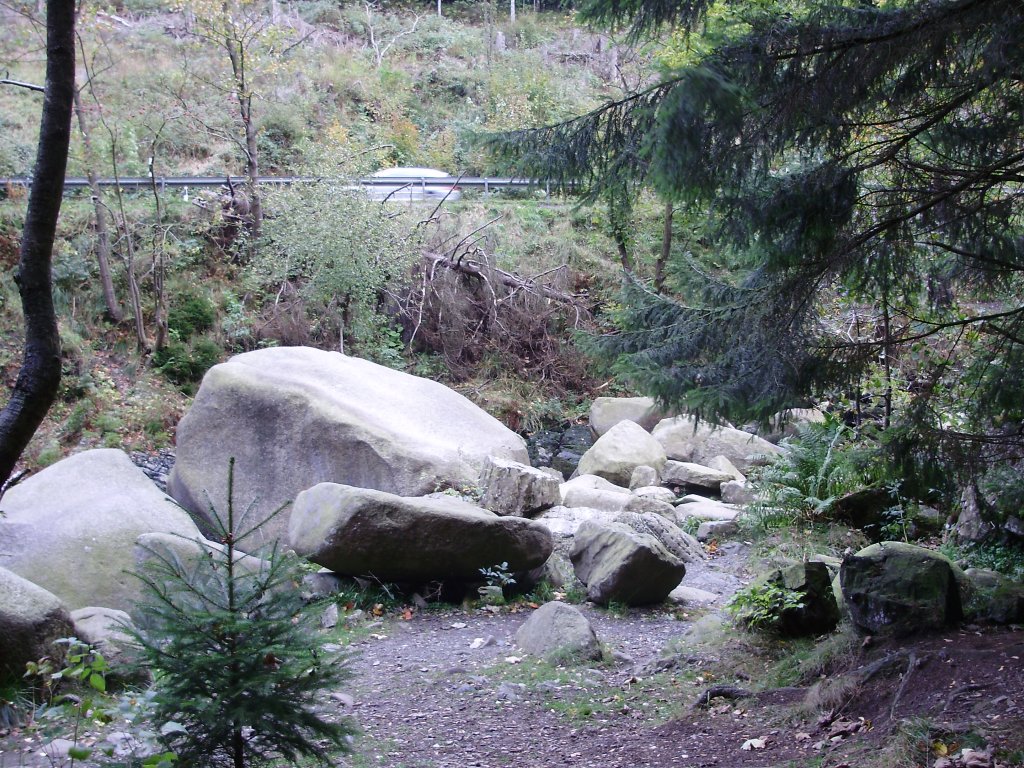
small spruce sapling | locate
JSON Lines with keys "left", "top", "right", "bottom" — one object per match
{"left": 129, "top": 458, "right": 354, "bottom": 768}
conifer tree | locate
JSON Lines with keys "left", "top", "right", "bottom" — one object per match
{"left": 130, "top": 460, "right": 354, "bottom": 768}
{"left": 490, "top": 0, "right": 1024, "bottom": 471}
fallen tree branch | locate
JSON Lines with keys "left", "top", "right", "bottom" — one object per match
{"left": 1, "top": 72, "right": 44, "bottom": 92}
{"left": 423, "top": 252, "right": 583, "bottom": 307}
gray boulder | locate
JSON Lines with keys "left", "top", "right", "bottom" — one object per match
{"left": 576, "top": 420, "right": 667, "bottom": 487}
{"left": 696, "top": 519, "right": 739, "bottom": 542}
{"left": 0, "top": 567, "right": 74, "bottom": 681}
{"left": 674, "top": 496, "right": 742, "bottom": 522}
{"left": 615, "top": 511, "right": 707, "bottom": 565}
{"left": 288, "top": 484, "right": 553, "bottom": 583}
{"left": 961, "top": 568, "right": 1024, "bottom": 624}
{"left": 631, "top": 485, "right": 677, "bottom": 505}
{"left": 478, "top": 456, "right": 560, "bottom": 517}
{"left": 762, "top": 561, "right": 840, "bottom": 637}
{"left": 515, "top": 601, "right": 602, "bottom": 661}
{"left": 169, "top": 348, "right": 529, "bottom": 548}
{"left": 569, "top": 521, "right": 685, "bottom": 606}
{"left": 70, "top": 607, "right": 137, "bottom": 674}
{"left": 0, "top": 449, "right": 202, "bottom": 611}
{"left": 706, "top": 455, "right": 745, "bottom": 482}
{"left": 662, "top": 460, "right": 735, "bottom": 491}
{"left": 589, "top": 396, "right": 668, "bottom": 436}
{"left": 629, "top": 464, "right": 660, "bottom": 490}
{"left": 652, "top": 415, "right": 782, "bottom": 472}
{"left": 720, "top": 480, "right": 754, "bottom": 505}
{"left": 840, "top": 541, "right": 962, "bottom": 636}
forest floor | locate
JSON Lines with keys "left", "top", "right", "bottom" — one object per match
{"left": 1, "top": 542, "right": 1022, "bottom": 768}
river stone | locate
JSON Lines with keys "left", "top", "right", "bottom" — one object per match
{"left": 168, "top": 348, "right": 529, "bottom": 549}
{"left": 515, "top": 601, "right": 602, "bottom": 661}
{"left": 674, "top": 497, "right": 742, "bottom": 522}
{"left": 478, "top": 456, "right": 560, "bottom": 517}
{"left": 288, "top": 484, "right": 553, "bottom": 583}
{"left": 840, "top": 541, "right": 963, "bottom": 636}
{"left": 588, "top": 396, "right": 668, "bottom": 436}
{"left": 662, "top": 460, "right": 735, "bottom": 491}
{"left": 576, "top": 420, "right": 667, "bottom": 487}
{"left": 0, "top": 449, "right": 202, "bottom": 612}
{"left": 696, "top": 519, "right": 739, "bottom": 541}
{"left": 570, "top": 521, "right": 685, "bottom": 606}
{"left": 652, "top": 415, "right": 781, "bottom": 472}
{"left": 0, "top": 567, "right": 74, "bottom": 681}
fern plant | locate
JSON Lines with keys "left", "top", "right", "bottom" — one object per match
{"left": 748, "top": 413, "right": 879, "bottom": 527}
{"left": 129, "top": 459, "right": 354, "bottom": 768}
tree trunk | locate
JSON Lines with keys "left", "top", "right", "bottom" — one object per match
{"left": 227, "top": 38, "right": 262, "bottom": 249}
{"left": 509, "top": 0, "right": 515, "bottom": 23}
{"left": 73, "top": 87, "right": 123, "bottom": 322}
{"left": 0, "top": 0, "right": 76, "bottom": 489}
{"left": 655, "top": 200, "right": 672, "bottom": 293}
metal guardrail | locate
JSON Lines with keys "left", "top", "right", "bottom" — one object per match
{"left": 0, "top": 175, "right": 548, "bottom": 194}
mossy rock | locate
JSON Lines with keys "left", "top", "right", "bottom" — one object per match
{"left": 767, "top": 561, "right": 841, "bottom": 637}
{"left": 840, "top": 541, "right": 962, "bottom": 637}
{"left": 961, "top": 568, "right": 1024, "bottom": 624}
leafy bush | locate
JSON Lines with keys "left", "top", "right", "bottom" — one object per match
{"left": 129, "top": 460, "right": 354, "bottom": 768}
{"left": 168, "top": 291, "right": 216, "bottom": 339}
{"left": 153, "top": 337, "right": 222, "bottom": 390}
{"left": 726, "top": 581, "right": 804, "bottom": 633}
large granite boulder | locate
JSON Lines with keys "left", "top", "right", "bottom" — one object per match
{"left": 168, "top": 348, "right": 529, "bottom": 548}
{"left": 0, "top": 450, "right": 202, "bottom": 611}
{"left": 652, "top": 416, "right": 781, "bottom": 472}
{"left": 0, "top": 567, "right": 74, "bottom": 681}
{"left": 588, "top": 397, "right": 668, "bottom": 436}
{"left": 569, "top": 521, "right": 685, "bottom": 606}
{"left": 479, "top": 456, "right": 560, "bottom": 517}
{"left": 288, "top": 484, "right": 553, "bottom": 583}
{"left": 839, "top": 541, "right": 962, "bottom": 636}
{"left": 576, "top": 420, "right": 667, "bottom": 487}
{"left": 70, "top": 607, "right": 138, "bottom": 675}
{"left": 515, "top": 601, "right": 602, "bottom": 661}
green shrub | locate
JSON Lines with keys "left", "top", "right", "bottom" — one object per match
{"left": 153, "top": 337, "right": 222, "bottom": 389}
{"left": 167, "top": 291, "right": 216, "bottom": 339}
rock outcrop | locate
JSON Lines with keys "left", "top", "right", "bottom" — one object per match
{"left": 478, "top": 456, "right": 560, "bottom": 517}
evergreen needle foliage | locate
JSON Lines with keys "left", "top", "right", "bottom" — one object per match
{"left": 489, "top": 0, "right": 1024, "bottom": 472}
{"left": 129, "top": 459, "right": 354, "bottom": 768}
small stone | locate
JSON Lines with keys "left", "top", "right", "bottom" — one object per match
{"left": 330, "top": 692, "right": 355, "bottom": 707}
{"left": 470, "top": 636, "right": 496, "bottom": 649}
{"left": 320, "top": 603, "right": 339, "bottom": 629}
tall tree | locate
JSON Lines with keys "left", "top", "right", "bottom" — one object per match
{"left": 0, "top": 0, "right": 76, "bottom": 491}
{"left": 490, "top": 0, "right": 1024, "bottom": 463}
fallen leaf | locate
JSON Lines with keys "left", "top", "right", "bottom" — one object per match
{"left": 933, "top": 741, "right": 949, "bottom": 756}
{"left": 401, "top": 607, "right": 414, "bottom": 621}
{"left": 740, "top": 738, "right": 766, "bottom": 751}
{"left": 372, "top": 603, "right": 384, "bottom": 617}
{"left": 795, "top": 732, "right": 812, "bottom": 742}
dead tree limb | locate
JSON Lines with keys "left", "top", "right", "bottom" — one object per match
{"left": 423, "top": 253, "right": 582, "bottom": 307}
